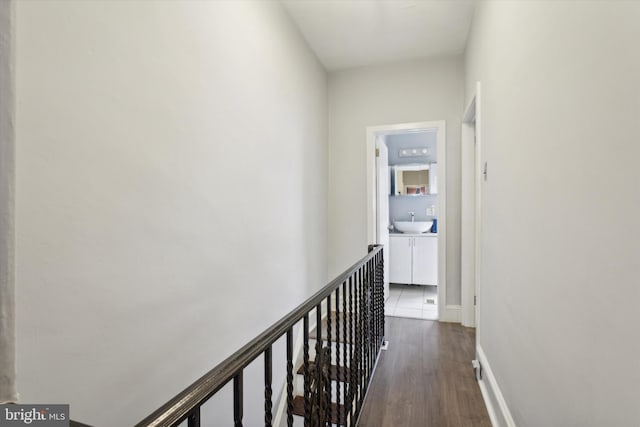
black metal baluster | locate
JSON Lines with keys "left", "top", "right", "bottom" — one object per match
{"left": 342, "top": 280, "right": 347, "bottom": 427}
{"left": 364, "top": 261, "right": 369, "bottom": 406}
{"left": 187, "top": 408, "right": 200, "bottom": 427}
{"left": 264, "top": 346, "right": 273, "bottom": 427}
{"left": 373, "top": 257, "right": 377, "bottom": 368}
{"left": 379, "top": 252, "right": 385, "bottom": 346}
{"left": 376, "top": 253, "right": 381, "bottom": 349}
{"left": 336, "top": 286, "right": 342, "bottom": 427}
{"left": 360, "top": 261, "right": 371, "bottom": 400}
{"left": 315, "top": 304, "right": 322, "bottom": 417}
{"left": 286, "top": 328, "right": 294, "bottom": 427}
{"left": 365, "top": 260, "right": 370, "bottom": 395}
{"left": 362, "top": 261, "right": 367, "bottom": 383}
{"left": 380, "top": 251, "right": 385, "bottom": 343}
{"left": 373, "top": 255, "right": 378, "bottom": 352}
{"left": 348, "top": 274, "right": 355, "bottom": 426}
{"left": 361, "top": 264, "right": 367, "bottom": 411}
{"left": 379, "top": 253, "right": 383, "bottom": 344}
{"left": 367, "top": 258, "right": 372, "bottom": 376}
{"left": 377, "top": 254, "right": 381, "bottom": 344}
{"left": 368, "top": 258, "right": 373, "bottom": 377}
{"left": 365, "top": 260, "right": 370, "bottom": 381}
{"left": 365, "top": 258, "right": 371, "bottom": 379}
{"left": 326, "top": 294, "right": 332, "bottom": 424}
{"left": 374, "top": 256, "right": 378, "bottom": 362}
{"left": 303, "top": 314, "right": 310, "bottom": 427}
{"left": 357, "top": 265, "right": 365, "bottom": 416}
{"left": 361, "top": 261, "right": 371, "bottom": 395}
{"left": 234, "top": 372, "right": 243, "bottom": 427}
{"left": 353, "top": 267, "right": 362, "bottom": 419}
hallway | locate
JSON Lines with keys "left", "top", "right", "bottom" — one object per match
{"left": 358, "top": 317, "right": 490, "bottom": 427}
{"left": 6, "top": 1, "right": 640, "bottom": 424}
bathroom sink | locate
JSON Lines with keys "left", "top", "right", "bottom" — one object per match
{"left": 394, "top": 221, "right": 433, "bottom": 234}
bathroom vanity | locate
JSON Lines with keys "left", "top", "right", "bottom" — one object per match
{"left": 389, "top": 233, "right": 438, "bottom": 285}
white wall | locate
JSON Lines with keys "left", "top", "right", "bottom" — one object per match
{"left": 328, "top": 56, "right": 464, "bottom": 305}
{"left": 15, "top": 1, "right": 327, "bottom": 425}
{"left": 0, "top": 0, "right": 16, "bottom": 404}
{"left": 466, "top": 1, "right": 640, "bottom": 425}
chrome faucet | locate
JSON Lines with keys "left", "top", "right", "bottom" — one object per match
{"left": 409, "top": 211, "right": 415, "bottom": 222}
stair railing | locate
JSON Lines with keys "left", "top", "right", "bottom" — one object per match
{"left": 136, "top": 245, "right": 385, "bottom": 427}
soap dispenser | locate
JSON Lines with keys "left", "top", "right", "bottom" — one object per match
{"left": 431, "top": 218, "right": 438, "bottom": 233}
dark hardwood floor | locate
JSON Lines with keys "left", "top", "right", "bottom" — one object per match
{"left": 358, "top": 317, "right": 492, "bottom": 427}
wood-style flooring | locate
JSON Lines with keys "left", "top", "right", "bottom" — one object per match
{"left": 357, "top": 317, "right": 492, "bottom": 427}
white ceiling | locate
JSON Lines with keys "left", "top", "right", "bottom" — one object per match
{"left": 281, "top": 0, "right": 476, "bottom": 71}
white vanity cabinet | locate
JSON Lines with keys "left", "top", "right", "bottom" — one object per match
{"left": 389, "top": 234, "right": 437, "bottom": 286}
{"left": 389, "top": 235, "right": 413, "bottom": 284}
{"left": 412, "top": 236, "right": 438, "bottom": 285}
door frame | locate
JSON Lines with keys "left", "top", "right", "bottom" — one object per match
{"left": 366, "top": 120, "right": 447, "bottom": 321}
{"left": 374, "top": 136, "right": 390, "bottom": 300}
{"left": 461, "top": 82, "right": 482, "bottom": 328}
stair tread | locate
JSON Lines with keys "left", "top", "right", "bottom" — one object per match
{"left": 296, "top": 362, "right": 357, "bottom": 383}
{"left": 310, "top": 311, "right": 356, "bottom": 344}
{"left": 292, "top": 395, "right": 347, "bottom": 426}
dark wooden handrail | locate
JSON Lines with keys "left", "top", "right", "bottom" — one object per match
{"left": 136, "top": 245, "right": 384, "bottom": 427}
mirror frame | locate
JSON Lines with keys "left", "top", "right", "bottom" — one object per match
{"left": 390, "top": 163, "right": 436, "bottom": 196}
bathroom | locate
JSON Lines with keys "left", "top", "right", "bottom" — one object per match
{"left": 384, "top": 130, "right": 439, "bottom": 320}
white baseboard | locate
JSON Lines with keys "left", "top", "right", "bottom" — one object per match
{"left": 440, "top": 304, "right": 462, "bottom": 323}
{"left": 476, "top": 345, "right": 516, "bottom": 427}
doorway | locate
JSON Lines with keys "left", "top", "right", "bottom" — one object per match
{"left": 366, "top": 121, "right": 446, "bottom": 321}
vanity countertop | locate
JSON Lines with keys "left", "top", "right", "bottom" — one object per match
{"left": 389, "top": 232, "right": 437, "bottom": 237}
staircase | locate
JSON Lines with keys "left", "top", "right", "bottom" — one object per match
{"left": 290, "top": 311, "right": 354, "bottom": 426}
{"left": 137, "top": 246, "right": 385, "bottom": 427}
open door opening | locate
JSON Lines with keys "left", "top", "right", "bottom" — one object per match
{"left": 366, "top": 121, "right": 446, "bottom": 322}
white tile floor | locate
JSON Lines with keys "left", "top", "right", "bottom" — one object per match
{"left": 385, "top": 283, "right": 438, "bottom": 320}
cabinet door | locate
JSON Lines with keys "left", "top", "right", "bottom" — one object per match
{"left": 389, "top": 236, "right": 412, "bottom": 284}
{"left": 412, "top": 237, "right": 438, "bottom": 285}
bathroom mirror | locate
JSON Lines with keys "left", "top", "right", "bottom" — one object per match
{"left": 390, "top": 164, "right": 437, "bottom": 196}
